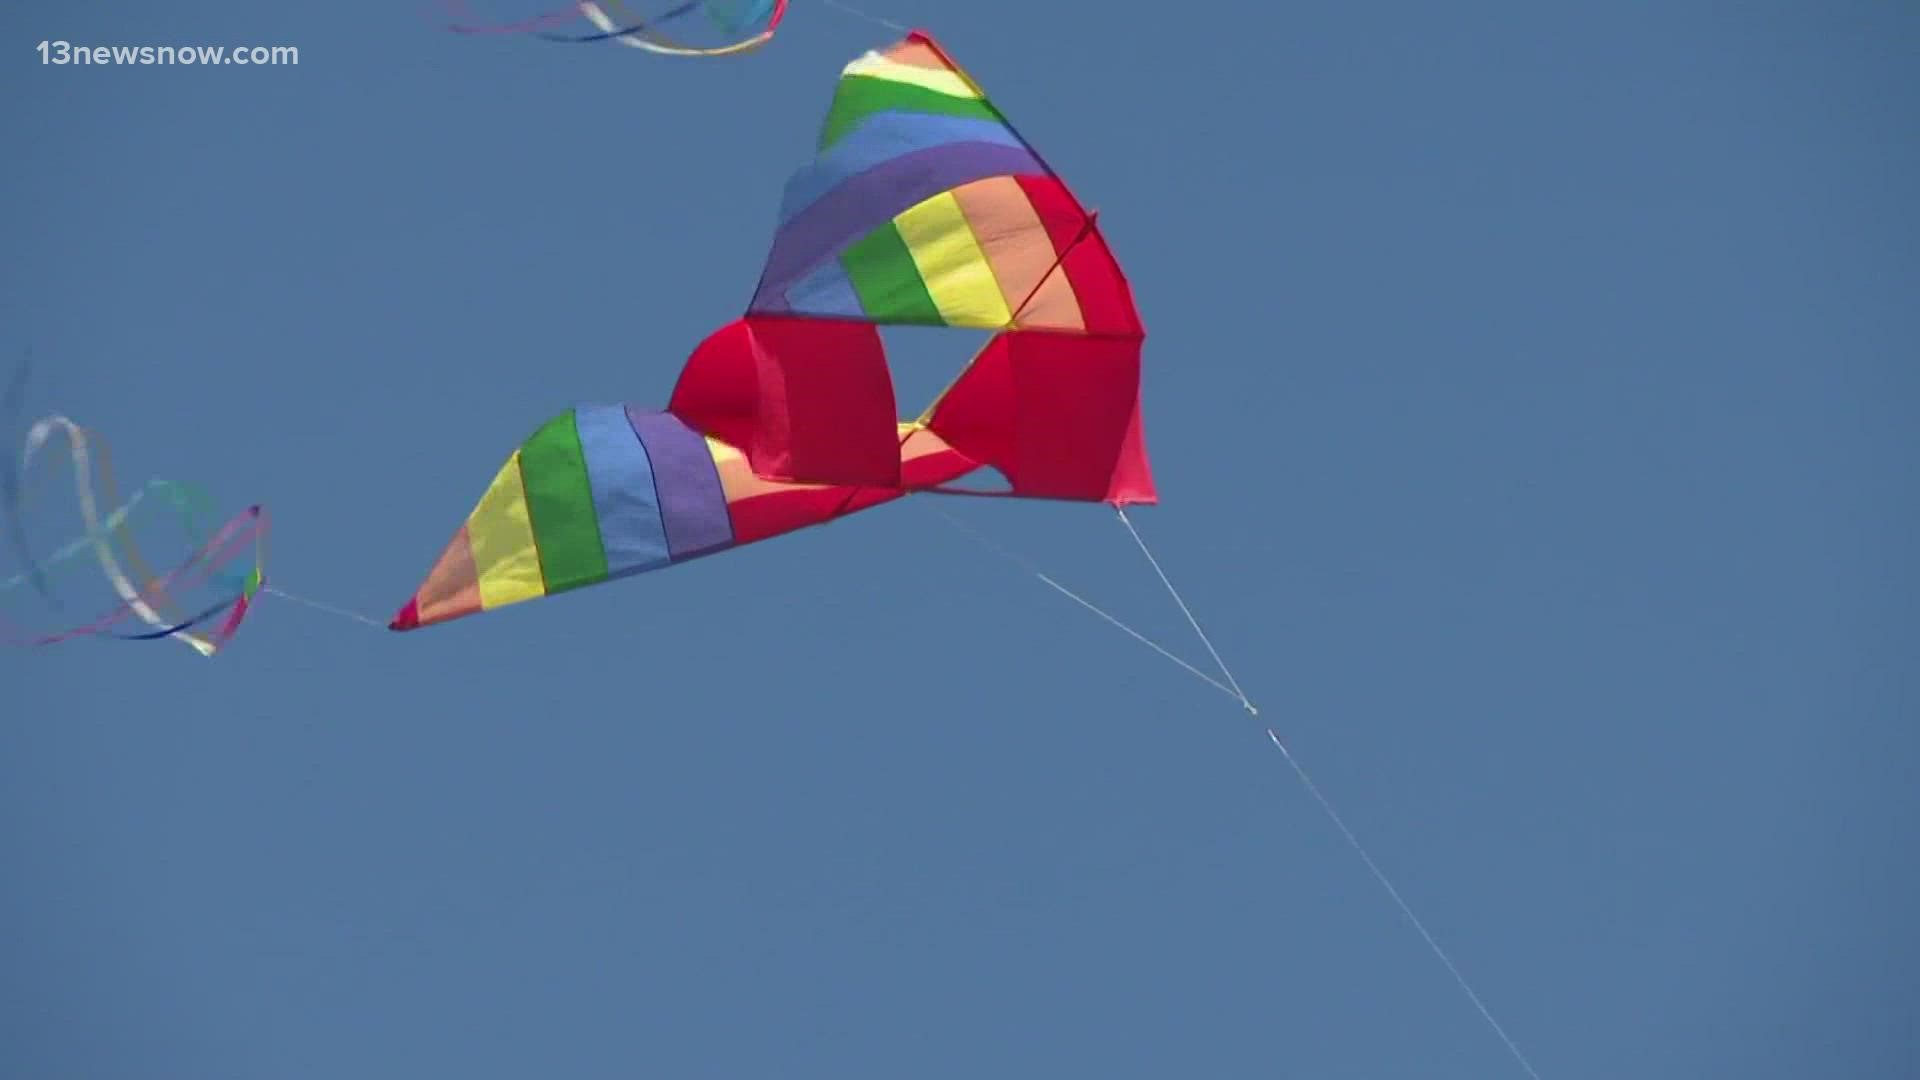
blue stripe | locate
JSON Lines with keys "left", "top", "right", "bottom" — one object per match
{"left": 573, "top": 403, "right": 673, "bottom": 578}
{"left": 777, "top": 258, "right": 864, "bottom": 318}
{"left": 775, "top": 114, "right": 1025, "bottom": 227}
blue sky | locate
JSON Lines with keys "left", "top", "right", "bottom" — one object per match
{"left": 3, "top": 2, "right": 1916, "bottom": 1077}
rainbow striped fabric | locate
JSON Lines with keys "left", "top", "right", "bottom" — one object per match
{"left": 389, "top": 403, "right": 975, "bottom": 630}
{"left": 392, "top": 31, "right": 1148, "bottom": 632}
{"left": 392, "top": 406, "right": 734, "bottom": 630}
{"left": 749, "top": 34, "right": 1137, "bottom": 336}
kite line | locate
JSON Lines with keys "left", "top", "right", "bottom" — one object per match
{"left": 928, "top": 503, "right": 1545, "bottom": 1080}
{"left": 1264, "top": 729, "right": 1546, "bottom": 1080}
{"left": 919, "top": 502, "right": 1245, "bottom": 705}
{"left": 259, "top": 585, "right": 386, "bottom": 630}
{"left": 820, "top": 0, "right": 907, "bottom": 34}
{"left": 1116, "top": 506, "right": 1256, "bottom": 714}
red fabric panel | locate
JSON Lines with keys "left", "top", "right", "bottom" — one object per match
{"left": 668, "top": 319, "right": 758, "bottom": 450}
{"left": 922, "top": 334, "right": 1015, "bottom": 470}
{"left": 926, "top": 331, "right": 1156, "bottom": 504}
{"left": 744, "top": 316, "right": 900, "bottom": 488}
{"left": 729, "top": 486, "right": 856, "bottom": 545}
{"left": 1008, "top": 333, "right": 1154, "bottom": 501}
{"left": 668, "top": 316, "right": 901, "bottom": 489}
{"left": 1104, "top": 392, "right": 1157, "bottom": 505}
{"left": 1060, "top": 224, "right": 1143, "bottom": 338}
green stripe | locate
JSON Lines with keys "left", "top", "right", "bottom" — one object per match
{"left": 820, "top": 75, "right": 1002, "bottom": 149}
{"left": 519, "top": 411, "right": 610, "bottom": 594}
{"left": 843, "top": 223, "right": 945, "bottom": 325}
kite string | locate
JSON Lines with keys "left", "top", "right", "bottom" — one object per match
{"left": 1111, "top": 509, "right": 1542, "bottom": 1075}
{"left": 918, "top": 503, "right": 1242, "bottom": 703}
{"left": 1115, "top": 507, "right": 1256, "bottom": 714}
{"left": 1264, "top": 730, "right": 1546, "bottom": 1080}
{"left": 930, "top": 503, "right": 1542, "bottom": 1076}
{"left": 1117, "top": 505, "right": 1542, "bottom": 1076}
{"left": 820, "top": 0, "right": 907, "bottom": 34}
{"left": 1112, "top": 510, "right": 1544, "bottom": 1075}
{"left": 261, "top": 585, "right": 385, "bottom": 630}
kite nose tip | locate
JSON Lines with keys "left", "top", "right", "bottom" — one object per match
{"left": 389, "top": 598, "right": 420, "bottom": 632}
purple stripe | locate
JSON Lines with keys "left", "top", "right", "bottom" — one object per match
{"left": 625, "top": 408, "right": 734, "bottom": 560}
{"left": 751, "top": 141, "right": 1043, "bottom": 307}
{"left": 776, "top": 115, "right": 1025, "bottom": 226}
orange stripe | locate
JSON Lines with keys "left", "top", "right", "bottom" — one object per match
{"left": 950, "top": 177, "right": 1085, "bottom": 331}
{"left": 881, "top": 40, "right": 951, "bottom": 71}
{"left": 415, "top": 524, "right": 483, "bottom": 626}
{"left": 708, "top": 437, "right": 829, "bottom": 505}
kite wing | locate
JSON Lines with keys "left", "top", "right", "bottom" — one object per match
{"left": 391, "top": 30, "right": 1151, "bottom": 633}
{"left": 677, "top": 30, "right": 1153, "bottom": 503}
{"left": 388, "top": 406, "right": 974, "bottom": 630}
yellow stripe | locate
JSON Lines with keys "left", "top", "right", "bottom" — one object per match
{"left": 949, "top": 176, "right": 1086, "bottom": 332}
{"left": 894, "top": 192, "right": 1013, "bottom": 328}
{"left": 843, "top": 52, "right": 979, "bottom": 100}
{"left": 466, "top": 450, "right": 546, "bottom": 610}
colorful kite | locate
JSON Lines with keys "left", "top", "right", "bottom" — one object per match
{"left": 392, "top": 30, "right": 1150, "bottom": 632}
{"left": 0, "top": 383, "right": 267, "bottom": 655}
{"left": 444, "top": 0, "right": 788, "bottom": 56}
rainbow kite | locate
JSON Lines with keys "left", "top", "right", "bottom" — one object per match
{"left": 392, "top": 30, "right": 1150, "bottom": 631}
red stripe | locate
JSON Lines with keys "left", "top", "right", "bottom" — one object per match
{"left": 1061, "top": 222, "right": 1144, "bottom": 337}
{"left": 1011, "top": 176, "right": 1140, "bottom": 337}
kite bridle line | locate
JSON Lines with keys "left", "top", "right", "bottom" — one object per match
{"left": 1114, "top": 505, "right": 1254, "bottom": 714}
{"left": 917, "top": 501, "right": 1247, "bottom": 706}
